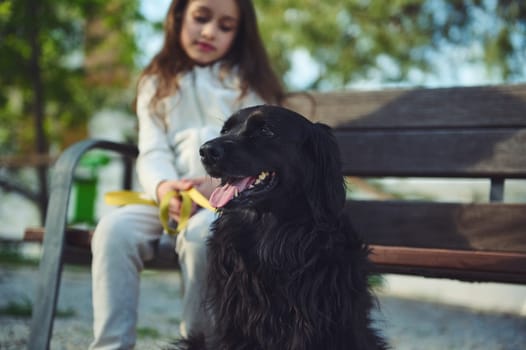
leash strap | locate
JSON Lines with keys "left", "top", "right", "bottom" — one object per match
{"left": 104, "top": 188, "right": 215, "bottom": 235}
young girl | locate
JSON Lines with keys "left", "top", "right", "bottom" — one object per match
{"left": 89, "top": 0, "right": 284, "bottom": 348}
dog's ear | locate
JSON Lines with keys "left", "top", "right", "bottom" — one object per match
{"left": 303, "top": 122, "right": 346, "bottom": 223}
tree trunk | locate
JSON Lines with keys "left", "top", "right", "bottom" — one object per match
{"left": 27, "top": 0, "right": 48, "bottom": 224}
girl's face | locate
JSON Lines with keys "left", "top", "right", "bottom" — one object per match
{"left": 180, "top": 0, "right": 240, "bottom": 66}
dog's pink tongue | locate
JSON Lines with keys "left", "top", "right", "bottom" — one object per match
{"left": 209, "top": 177, "right": 256, "bottom": 208}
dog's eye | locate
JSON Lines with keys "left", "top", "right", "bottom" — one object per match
{"left": 220, "top": 125, "right": 232, "bottom": 135}
{"left": 260, "top": 126, "right": 274, "bottom": 138}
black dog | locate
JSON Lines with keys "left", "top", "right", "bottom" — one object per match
{"left": 173, "top": 105, "right": 387, "bottom": 349}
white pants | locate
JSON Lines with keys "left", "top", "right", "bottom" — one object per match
{"left": 89, "top": 204, "right": 215, "bottom": 350}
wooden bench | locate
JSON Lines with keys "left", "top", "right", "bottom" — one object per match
{"left": 25, "top": 83, "right": 526, "bottom": 349}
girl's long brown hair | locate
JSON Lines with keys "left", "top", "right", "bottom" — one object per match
{"left": 136, "top": 0, "right": 285, "bottom": 112}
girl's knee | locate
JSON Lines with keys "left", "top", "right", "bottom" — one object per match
{"left": 91, "top": 211, "right": 134, "bottom": 254}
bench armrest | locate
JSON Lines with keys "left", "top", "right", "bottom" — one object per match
{"left": 28, "top": 139, "right": 138, "bottom": 350}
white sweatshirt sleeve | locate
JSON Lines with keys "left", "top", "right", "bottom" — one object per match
{"left": 135, "top": 77, "right": 178, "bottom": 201}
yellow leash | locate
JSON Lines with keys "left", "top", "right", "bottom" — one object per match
{"left": 104, "top": 188, "right": 216, "bottom": 235}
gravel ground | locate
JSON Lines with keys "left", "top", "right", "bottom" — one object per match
{"left": 1, "top": 264, "right": 525, "bottom": 350}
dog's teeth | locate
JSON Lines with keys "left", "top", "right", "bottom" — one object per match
{"left": 234, "top": 188, "right": 239, "bottom": 197}
{"left": 259, "top": 172, "right": 269, "bottom": 180}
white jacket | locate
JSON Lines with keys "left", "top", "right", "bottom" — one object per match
{"left": 135, "top": 64, "right": 264, "bottom": 200}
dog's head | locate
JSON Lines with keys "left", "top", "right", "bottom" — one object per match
{"left": 200, "top": 105, "right": 346, "bottom": 222}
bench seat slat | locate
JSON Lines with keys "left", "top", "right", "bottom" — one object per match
{"left": 336, "top": 129, "right": 526, "bottom": 177}
{"left": 371, "top": 245, "right": 526, "bottom": 273}
{"left": 24, "top": 227, "right": 178, "bottom": 270}
{"left": 24, "top": 227, "right": 92, "bottom": 248}
{"left": 371, "top": 245, "right": 526, "bottom": 284}
{"left": 286, "top": 84, "right": 526, "bottom": 128}
{"left": 347, "top": 201, "right": 526, "bottom": 253}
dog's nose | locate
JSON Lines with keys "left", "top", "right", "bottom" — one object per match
{"left": 200, "top": 142, "right": 224, "bottom": 163}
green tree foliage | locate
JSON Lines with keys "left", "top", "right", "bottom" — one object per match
{"left": 0, "top": 0, "right": 141, "bottom": 220}
{"left": 0, "top": 0, "right": 140, "bottom": 155}
{"left": 256, "top": 0, "right": 526, "bottom": 89}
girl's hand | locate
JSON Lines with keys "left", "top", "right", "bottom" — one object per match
{"left": 156, "top": 177, "right": 220, "bottom": 221}
{"left": 156, "top": 179, "right": 194, "bottom": 222}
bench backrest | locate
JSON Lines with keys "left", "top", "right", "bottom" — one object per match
{"left": 286, "top": 84, "right": 526, "bottom": 283}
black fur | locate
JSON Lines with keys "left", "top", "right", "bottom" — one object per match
{"left": 172, "top": 105, "right": 387, "bottom": 350}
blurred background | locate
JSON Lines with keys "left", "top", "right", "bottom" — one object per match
{"left": 0, "top": 1, "right": 525, "bottom": 348}
{"left": 1, "top": 0, "right": 526, "bottom": 229}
